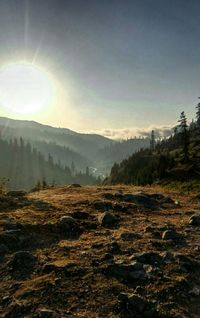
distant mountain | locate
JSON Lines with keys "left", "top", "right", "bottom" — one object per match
{"left": 0, "top": 117, "right": 112, "bottom": 159}
{"left": 0, "top": 117, "right": 150, "bottom": 175}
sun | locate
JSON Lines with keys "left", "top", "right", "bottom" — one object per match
{"left": 0, "top": 62, "right": 55, "bottom": 114}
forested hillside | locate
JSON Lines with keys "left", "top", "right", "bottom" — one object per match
{"left": 0, "top": 137, "right": 98, "bottom": 190}
{"left": 107, "top": 102, "right": 200, "bottom": 187}
{"left": 30, "top": 140, "right": 92, "bottom": 172}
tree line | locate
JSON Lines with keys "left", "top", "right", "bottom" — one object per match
{"left": 107, "top": 99, "right": 200, "bottom": 185}
{"left": 0, "top": 136, "right": 99, "bottom": 190}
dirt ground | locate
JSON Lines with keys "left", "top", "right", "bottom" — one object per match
{"left": 0, "top": 185, "right": 200, "bottom": 318}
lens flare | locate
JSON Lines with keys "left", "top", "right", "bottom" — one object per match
{"left": 0, "top": 62, "right": 55, "bottom": 114}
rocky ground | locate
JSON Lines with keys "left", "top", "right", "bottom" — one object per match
{"left": 0, "top": 185, "right": 200, "bottom": 318}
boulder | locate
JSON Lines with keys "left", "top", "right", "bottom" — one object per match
{"left": 59, "top": 216, "right": 79, "bottom": 235}
{"left": 98, "top": 212, "right": 119, "bottom": 228}
{"left": 9, "top": 251, "right": 37, "bottom": 278}
{"left": 130, "top": 251, "right": 162, "bottom": 266}
{"left": 104, "top": 260, "right": 146, "bottom": 280}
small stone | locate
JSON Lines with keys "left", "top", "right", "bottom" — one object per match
{"left": 189, "top": 287, "right": 199, "bottom": 296}
{"left": 59, "top": 216, "right": 77, "bottom": 226}
{"left": 7, "top": 190, "right": 27, "bottom": 197}
{"left": 120, "top": 232, "right": 141, "bottom": 241}
{"left": 189, "top": 215, "right": 200, "bottom": 226}
{"left": 109, "top": 241, "right": 121, "bottom": 254}
{"left": 162, "top": 229, "right": 180, "bottom": 240}
{"left": 38, "top": 308, "right": 56, "bottom": 317}
{"left": 68, "top": 183, "right": 81, "bottom": 188}
{"left": 0, "top": 243, "right": 9, "bottom": 256}
{"left": 93, "top": 201, "right": 113, "bottom": 210}
{"left": 161, "top": 251, "right": 175, "bottom": 264}
{"left": 98, "top": 212, "right": 119, "bottom": 228}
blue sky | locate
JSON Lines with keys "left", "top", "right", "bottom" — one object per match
{"left": 0, "top": 0, "right": 199, "bottom": 138}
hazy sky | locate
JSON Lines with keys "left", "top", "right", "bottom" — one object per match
{"left": 0, "top": 0, "right": 199, "bottom": 138}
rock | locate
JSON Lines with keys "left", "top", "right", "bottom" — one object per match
{"left": 121, "top": 232, "right": 141, "bottom": 241}
{"left": 68, "top": 183, "right": 81, "bottom": 188}
{"left": 189, "top": 215, "right": 200, "bottom": 226}
{"left": 160, "top": 196, "right": 175, "bottom": 205}
{"left": 9, "top": 251, "right": 37, "bottom": 278}
{"left": 192, "top": 194, "right": 200, "bottom": 201}
{"left": 59, "top": 216, "right": 80, "bottom": 235}
{"left": 174, "top": 253, "right": 200, "bottom": 271}
{"left": 144, "top": 226, "right": 155, "bottom": 233}
{"left": 121, "top": 193, "right": 158, "bottom": 208}
{"left": 189, "top": 287, "right": 199, "bottom": 296}
{"left": 7, "top": 190, "right": 27, "bottom": 197}
{"left": 38, "top": 308, "right": 56, "bottom": 318}
{"left": 0, "top": 243, "right": 9, "bottom": 256}
{"left": 5, "top": 302, "right": 31, "bottom": 318}
{"left": 161, "top": 251, "right": 176, "bottom": 264}
{"left": 98, "top": 212, "right": 119, "bottom": 228}
{"left": 130, "top": 251, "right": 162, "bottom": 266}
{"left": 3, "top": 222, "right": 24, "bottom": 231}
{"left": 118, "top": 292, "right": 158, "bottom": 317}
{"left": 101, "top": 193, "right": 114, "bottom": 200}
{"left": 108, "top": 241, "right": 121, "bottom": 254}
{"left": 151, "top": 231, "right": 162, "bottom": 239}
{"left": 149, "top": 193, "right": 165, "bottom": 201}
{"left": 162, "top": 229, "right": 181, "bottom": 240}
{"left": 91, "top": 242, "right": 104, "bottom": 249}
{"left": 102, "top": 253, "right": 114, "bottom": 261}
{"left": 93, "top": 201, "right": 113, "bottom": 211}
{"left": 104, "top": 260, "right": 146, "bottom": 280}
{"left": 113, "top": 203, "right": 128, "bottom": 212}
{"left": 0, "top": 232, "right": 19, "bottom": 250}
{"left": 71, "top": 211, "right": 89, "bottom": 219}
{"left": 119, "top": 292, "right": 148, "bottom": 312}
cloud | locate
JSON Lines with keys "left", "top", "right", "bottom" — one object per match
{"left": 86, "top": 125, "right": 173, "bottom": 140}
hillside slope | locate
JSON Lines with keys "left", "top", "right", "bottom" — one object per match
{"left": 0, "top": 185, "right": 200, "bottom": 317}
{"left": 0, "top": 117, "right": 150, "bottom": 176}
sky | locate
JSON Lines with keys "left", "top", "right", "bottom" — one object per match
{"left": 0, "top": 0, "right": 200, "bottom": 139}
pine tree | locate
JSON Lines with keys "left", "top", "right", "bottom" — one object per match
{"left": 178, "top": 111, "right": 189, "bottom": 162}
{"left": 196, "top": 97, "right": 200, "bottom": 127}
{"left": 86, "top": 166, "right": 89, "bottom": 176}
{"left": 150, "top": 130, "right": 156, "bottom": 151}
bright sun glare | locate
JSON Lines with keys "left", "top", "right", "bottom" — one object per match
{"left": 0, "top": 62, "right": 55, "bottom": 114}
